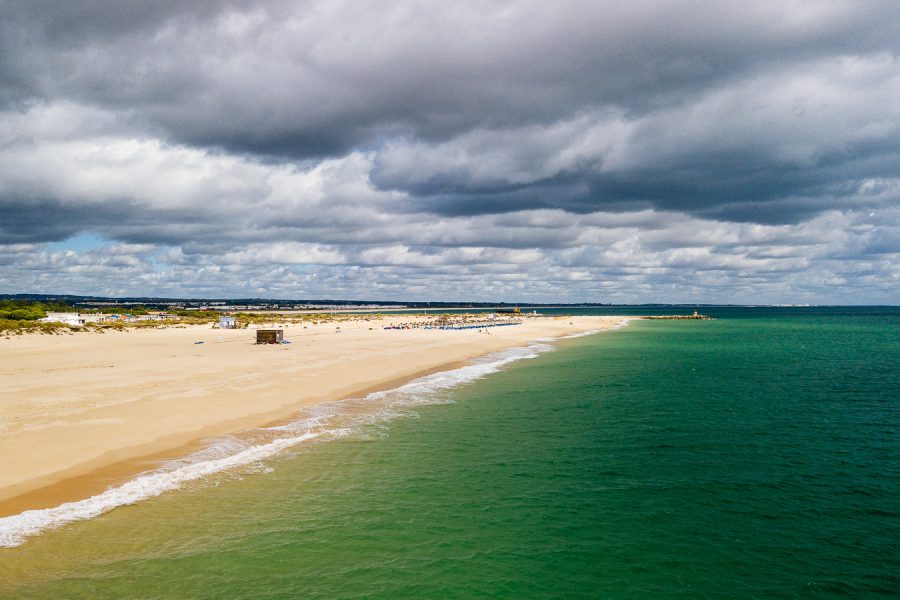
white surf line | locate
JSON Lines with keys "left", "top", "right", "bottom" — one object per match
{"left": 0, "top": 432, "right": 321, "bottom": 548}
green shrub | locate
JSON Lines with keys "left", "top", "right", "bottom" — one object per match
{"left": 0, "top": 318, "right": 69, "bottom": 333}
{"left": 0, "top": 300, "right": 47, "bottom": 321}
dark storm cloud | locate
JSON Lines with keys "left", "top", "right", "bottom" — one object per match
{"left": 2, "top": 2, "right": 898, "bottom": 222}
{"left": 4, "top": 2, "right": 899, "bottom": 158}
{"left": 0, "top": 195, "right": 217, "bottom": 246}
{"left": 0, "top": 199, "right": 84, "bottom": 244}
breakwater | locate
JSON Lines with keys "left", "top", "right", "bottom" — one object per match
{"left": 638, "top": 314, "right": 711, "bottom": 320}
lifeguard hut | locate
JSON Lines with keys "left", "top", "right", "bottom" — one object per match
{"left": 256, "top": 329, "right": 284, "bottom": 344}
{"left": 218, "top": 315, "right": 237, "bottom": 329}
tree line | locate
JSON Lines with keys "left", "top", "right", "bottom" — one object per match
{"left": 0, "top": 300, "right": 73, "bottom": 321}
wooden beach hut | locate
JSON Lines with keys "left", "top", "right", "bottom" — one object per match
{"left": 256, "top": 329, "right": 284, "bottom": 344}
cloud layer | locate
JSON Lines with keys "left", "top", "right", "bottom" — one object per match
{"left": 1, "top": 1, "right": 898, "bottom": 302}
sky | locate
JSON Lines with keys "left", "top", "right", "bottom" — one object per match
{"left": 1, "top": 1, "right": 898, "bottom": 304}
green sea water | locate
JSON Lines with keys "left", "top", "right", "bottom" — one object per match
{"left": 1, "top": 309, "right": 898, "bottom": 598}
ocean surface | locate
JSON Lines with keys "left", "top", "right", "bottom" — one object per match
{"left": 1, "top": 307, "right": 898, "bottom": 598}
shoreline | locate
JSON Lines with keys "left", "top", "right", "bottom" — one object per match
{"left": 0, "top": 315, "right": 629, "bottom": 523}
{"left": 0, "top": 358, "right": 470, "bottom": 518}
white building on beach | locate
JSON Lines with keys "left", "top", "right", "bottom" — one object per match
{"left": 40, "top": 312, "right": 87, "bottom": 326}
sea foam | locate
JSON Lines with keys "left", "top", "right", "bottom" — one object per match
{"left": 0, "top": 338, "right": 578, "bottom": 548}
{"left": 0, "top": 432, "right": 321, "bottom": 548}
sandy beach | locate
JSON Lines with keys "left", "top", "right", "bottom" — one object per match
{"left": 0, "top": 315, "right": 625, "bottom": 516}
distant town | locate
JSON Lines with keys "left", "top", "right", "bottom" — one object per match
{"left": 0, "top": 293, "right": 738, "bottom": 311}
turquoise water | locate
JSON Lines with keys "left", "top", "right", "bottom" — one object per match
{"left": 1, "top": 310, "right": 898, "bottom": 598}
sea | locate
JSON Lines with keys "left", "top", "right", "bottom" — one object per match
{"left": 1, "top": 306, "right": 898, "bottom": 598}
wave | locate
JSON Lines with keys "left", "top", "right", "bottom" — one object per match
{"left": 0, "top": 432, "right": 321, "bottom": 549}
{"left": 0, "top": 340, "right": 570, "bottom": 548}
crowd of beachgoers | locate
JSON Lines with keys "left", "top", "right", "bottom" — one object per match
{"left": 383, "top": 313, "right": 525, "bottom": 330}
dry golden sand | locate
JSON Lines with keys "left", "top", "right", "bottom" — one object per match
{"left": 0, "top": 315, "right": 625, "bottom": 515}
